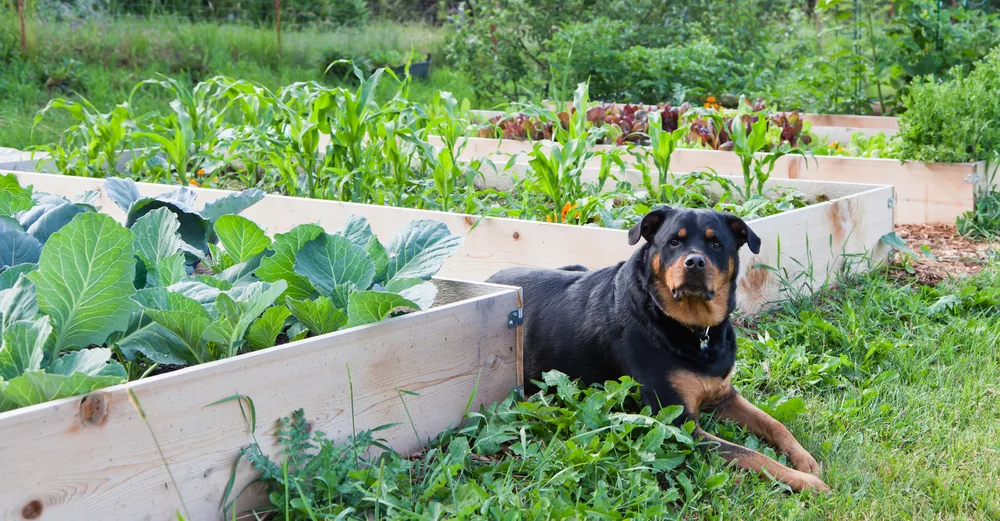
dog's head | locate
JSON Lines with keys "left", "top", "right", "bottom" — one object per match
{"left": 628, "top": 206, "right": 761, "bottom": 328}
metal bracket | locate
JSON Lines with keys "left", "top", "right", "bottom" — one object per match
{"left": 887, "top": 196, "right": 895, "bottom": 209}
{"left": 965, "top": 173, "right": 981, "bottom": 184}
{"left": 507, "top": 308, "right": 523, "bottom": 328}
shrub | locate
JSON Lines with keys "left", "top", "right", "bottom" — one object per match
{"left": 896, "top": 46, "right": 1000, "bottom": 163}
{"left": 445, "top": 0, "right": 600, "bottom": 102}
{"left": 545, "top": 20, "right": 743, "bottom": 105}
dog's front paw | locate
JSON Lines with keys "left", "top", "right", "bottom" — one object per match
{"left": 791, "top": 450, "right": 822, "bottom": 475}
{"left": 787, "top": 470, "right": 831, "bottom": 493}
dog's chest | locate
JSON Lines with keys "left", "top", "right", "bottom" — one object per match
{"left": 668, "top": 367, "right": 734, "bottom": 412}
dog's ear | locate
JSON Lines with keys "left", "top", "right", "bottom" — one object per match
{"left": 628, "top": 206, "right": 673, "bottom": 246}
{"left": 724, "top": 214, "right": 761, "bottom": 254}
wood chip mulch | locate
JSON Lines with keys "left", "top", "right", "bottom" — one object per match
{"left": 890, "top": 224, "right": 998, "bottom": 285}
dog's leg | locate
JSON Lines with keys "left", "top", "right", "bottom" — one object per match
{"left": 692, "top": 427, "right": 830, "bottom": 492}
{"left": 713, "top": 390, "right": 823, "bottom": 475}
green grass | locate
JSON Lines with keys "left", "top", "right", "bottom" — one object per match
{"left": 237, "top": 265, "right": 1000, "bottom": 519}
{"left": 0, "top": 16, "right": 473, "bottom": 149}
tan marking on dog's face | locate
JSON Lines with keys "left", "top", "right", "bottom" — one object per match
{"left": 677, "top": 228, "right": 687, "bottom": 239}
{"left": 705, "top": 228, "right": 715, "bottom": 239}
{"left": 656, "top": 256, "right": 727, "bottom": 327}
{"left": 669, "top": 368, "right": 734, "bottom": 413}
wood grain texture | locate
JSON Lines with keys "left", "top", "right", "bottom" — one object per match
{"left": 0, "top": 279, "right": 520, "bottom": 521}
{"left": 10, "top": 171, "right": 892, "bottom": 315}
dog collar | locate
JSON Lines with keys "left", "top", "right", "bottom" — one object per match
{"left": 689, "top": 326, "right": 711, "bottom": 351}
{"left": 644, "top": 292, "right": 713, "bottom": 351}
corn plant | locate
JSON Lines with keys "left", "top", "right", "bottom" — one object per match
{"left": 128, "top": 76, "right": 244, "bottom": 185}
{"left": 728, "top": 107, "right": 804, "bottom": 201}
{"left": 32, "top": 99, "right": 134, "bottom": 178}
{"left": 634, "top": 111, "right": 689, "bottom": 203}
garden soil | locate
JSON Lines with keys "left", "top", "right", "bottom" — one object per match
{"left": 893, "top": 224, "right": 998, "bottom": 285}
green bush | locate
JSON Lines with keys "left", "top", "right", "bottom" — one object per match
{"left": 446, "top": 0, "right": 784, "bottom": 104}
{"left": 896, "top": 46, "right": 1000, "bottom": 163}
{"left": 446, "top": 0, "right": 575, "bottom": 102}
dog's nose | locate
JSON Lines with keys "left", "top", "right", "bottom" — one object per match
{"left": 684, "top": 254, "right": 706, "bottom": 272}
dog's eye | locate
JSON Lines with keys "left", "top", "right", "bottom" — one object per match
{"left": 711, "top": 241, "right": 722, "bottom": 249}
{"left": 669, "top": 239, "right": 681, "bottom": 247}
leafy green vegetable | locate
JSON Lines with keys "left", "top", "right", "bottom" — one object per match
{"left": 0, "top": 231, "right": 42, "bottom": 270}
{"left": 0, "top": 316, "right": 126, "bottom": 412}
{"left": 132, "top": 207, "right": 186, "bottom": 269}
{"left": 0, "top": 316, "right": 47, "bottom": 379}
{"left": 0, "top": 274, "right": 39, "bottom": 330}
{"left": 204, "top": 281, "right": 287, "bottom": 356}
{"left": 105, "top": 178, "right": 264, "bottom": 263}
{"left": 0, "top": 177, "right": 463, "bottom": 412}
{"left": 294, "top": 233, "right": 375, "bottom": 304}
{"left": 25, "top": 202, "right": 92, "bottom": 244}
{"left": 346, "top": 290, "right": 419, "bottom": 327}
{"left": 214, "top": 215, "right": 271, "bottom": 264}
{"left": 134, "top": 288, "right": 213, "bottom": 365}
{"left": 257, "top": 224, "right": 324, "bottom": 301}
{"left": 286, "top": 296, "right": 346, "bottom": 336}
{"left": 384, "top": 220, "right": 464, "bottom": 283}
{"left": 384, "top": 278, "right": 437, "bottom": 310}
{"left": 247, "top": 306, "right": 292, "bottom": 351}
{"left": 201, "top": 188, "right": 265, "bottom": 239}
{"left": 0, "top": 264, "right": 38, "bottom": 292}
{"left": 0, "top": 173, "right": 34, "bottom": 216}
{"left": 28, "top": 213, "right": 137, "bottom": 353}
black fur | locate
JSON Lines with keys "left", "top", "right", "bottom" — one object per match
{"left": 487, "top": 206, "right": 760, "bottom": 420}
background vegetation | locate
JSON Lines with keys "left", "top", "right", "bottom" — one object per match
{"left": 3, "top": 0, "right": 1000, "bottom": 153}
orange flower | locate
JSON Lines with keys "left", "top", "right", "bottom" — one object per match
{"left": 706, "top": 95, "right": 717, "bottom": 103}
{"left": 188, "top": 179, "right": 198, "bottom": 186}
{"left": 561, "top": 202, "right": 576, "bottom": 221}
{"left": 545, "top": 215, "right": 553, "bottom": 223}
{"left": 212, "top": 176, "right": 219, "bottom": 182}
{"left": 196, "top": 169, "right": 205, "bottom": 176}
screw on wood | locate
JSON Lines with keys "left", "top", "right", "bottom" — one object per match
{"left": 507, "top": 308, "right": 523, "bottom": 328}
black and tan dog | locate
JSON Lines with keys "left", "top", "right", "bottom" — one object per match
{"left": 487, "top": 206, "right": 830, "bottom": 492}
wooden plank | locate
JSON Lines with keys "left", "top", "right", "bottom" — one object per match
{"left": 800, "top": 114, "right": 898, "bottom": 130}
{"left": 0, "top": 280, "right": 520, "bottom": 521}
{"left": 784, "top": 155, "right": 978, "bottom": 225}
{"left": 734, "top": 184, "right": 894, "bottom": 312}
{"left": 9, "top": 171, "right": 893, "bottom": 315}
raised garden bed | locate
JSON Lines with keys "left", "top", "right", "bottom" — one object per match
{"left": 473, "top": 108, "right": 899, "bottom": 142}
{"left": 0, "top": 173, "right": 521, "bottom": 520}
{"left": 437, "top": 134, "right": 994, "bottom": 225}
{"left": 9, "top": 171, "right": 894, "bottom": 316}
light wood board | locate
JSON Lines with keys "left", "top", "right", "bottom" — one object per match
{"left": 0, "top": 278, "right": 520, "bottom": 521}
